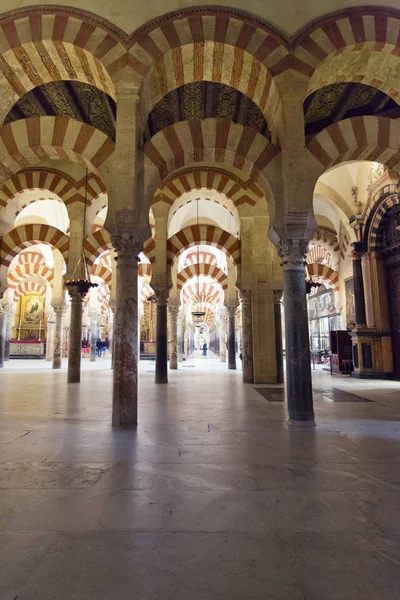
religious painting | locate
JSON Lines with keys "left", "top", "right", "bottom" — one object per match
{"left": 345, "top": 278, "right": 355, "bottom": 329}
{"left": 22, "top": 294, "right": 44, "bottom": 324}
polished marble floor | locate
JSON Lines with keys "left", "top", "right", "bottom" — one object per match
{"left": 1, "top": 353, "right": 400, "bottom": 599}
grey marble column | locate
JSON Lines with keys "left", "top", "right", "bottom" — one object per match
{"left": 240, "top": 289, "right": 254, "bottom": 383}
{"left": 67, "top": 287, "right": 84, "bottom": 383}
{"left": 220, "top": 308, "right": 227, "bottom": 362}
{"left": 169, "top": 305, "right": 179, "bottom": 370}
{"left": 278, "top": 240, "right": 314, "bottom": 426}
{"left": 155, "top": 289, "right": 168, "bottom": 383}
{"left": 46, "top": 313, "right": 55, "bottom": 361}
{"left": 89, "top": 314, "right": 97, "bottom": 362}
{"left": 3, "top": 305, "right": 14, "bottom": 361}
{"left": 352, "top": 242, "right": 367, "bottom": 326}
{"left": 227, "top": 305, "right": 237, "bottom": 370}
{"left": 0, "top": 309, "right": 6, "bottom": 368}
{"left": 177, "top": 310, "right": 183, "bottom": 363}
{"left": 112, "top": 237, "right": 141, "bottom": 427}
{"left": 53, "top": 306, "right": 65, "bottom": 369}
{"left": 274, "top": 290, "right": 284, "bottom": 384}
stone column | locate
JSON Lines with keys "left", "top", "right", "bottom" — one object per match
{"left": 169, "top": 304, "right": 179, "bottom": 370}
{"left": 278, "top": 240, "right": 314, "bottom": 426}
{"left": 46, "top": 311, "right": 55, "bottom": 361}
{"left": 112, "top": 236, "right": 141, "bottom": 427}
{"left": 220, "top": 308, "right": 227, "bottom": 362}
{"left": 89, "top": 313, "right": 97, "bottom": 362}
{"left": 352, "top": 242, "right": 367, "bottom": 326}
{"left": 177, "top": 309, "right": 183, "bottom": 363}
{"left": 227, "top": 305, "right": 237, "bottom": 370}
{"left": 0, "top": 308, "right": 6, "bottom": 368}
{"left": 67, "top": 287, "right": 84, "bottom": 383}
{"left": 53, "top": 306, "right": 65, "bottom": 369}
{"left": 274, "top": 290, "right": 284, "bottom": 384}
{"left": 155, "top": 288, "right": 168, "bottom": 383}
{"left": 239, "top": 288, "right": 254, "bottom": 383}
{"left": 3, "top": 304, "right": 14, "bottom": 361}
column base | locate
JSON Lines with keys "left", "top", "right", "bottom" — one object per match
{"left": 155, "top": 375, "right": 168, "bottom": 384}
{"left": 288, "top": 415, "right": 316, "bottom": 428}
{"left": 228, "top": 364, "right": 236, "bottom": 370}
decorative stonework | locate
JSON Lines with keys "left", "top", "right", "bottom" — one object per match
{"left": 277, "top": 239, "right": 309, "bottom": 271}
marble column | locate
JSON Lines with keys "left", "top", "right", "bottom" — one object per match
{"left": 3, "top": 304, "right": 14, "bottom": 361}
{"left": 240, "top": 289, "right": 254, "bottom": 383}
{"left": 0, "top": 308, "right": 6, "bottom": 368}
{"left": 177, "top": 310, "right": 183, "bottom": 363}
{"left": 227, "top": 305, "right": 237, "bottom": 370}
{"left": 155, "top": 289, "right": 168, "bottom": 383}
{"left": 274, "top": 290, "right": 284, "bottom": 384}
{"left": 169, "top": 305, "right": 179, "bottom": 370}
{"left": 220, "top": 308, "right": 227, "bottom": 362}
{"left": 67, "top": 287, "right": 84, "bottom": 383}
{"left": 278, "top": 240, "right": 314, "bottom": 426}
{"left": 352, "top": 242, "right": 367, "bottom": 326}
{"left": 62, "top": 327, "right": 69, "bottom": 358}
{"left": 89, "top": 314, "right": 97, "bottom": 362}
{"left": 112, "top": 237, "right": 141, "bottom": 427}
{"left": 46, "top": 316, "right": 55, "bottom": 361}
{"left": 53, "top": 306, "right": 65, "bottom": 369}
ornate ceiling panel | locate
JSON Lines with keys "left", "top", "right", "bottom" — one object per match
{"left": 5, "top": 81, "right": 116, "bottom": 141}
{"left": 304, "top": 83, "right": 400, "bottom": 139}
{"left": 146, "top": 82, "right": 270, "bottom": 142}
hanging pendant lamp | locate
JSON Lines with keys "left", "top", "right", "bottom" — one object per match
{"left": 191, "top": 198, "right": 205, "bottom": 319}
{"left": 65, "top": 91, "right": 98, "bottom": 298}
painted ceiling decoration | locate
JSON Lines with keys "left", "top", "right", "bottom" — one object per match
{"left": 304, "top": 83, "right": 400, "bottom": 139}
{"left": 145, "top": 82, "right": 270, "bottom": 142}
{"left": 5, "top": 81, "right": 116, "bottom": 141}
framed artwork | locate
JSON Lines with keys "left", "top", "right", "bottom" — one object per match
{"left": 345, "top": 277, "right": 355, "bottom": 329}
{"left": 22, "top": 294, "right": 45, "bottom": 325}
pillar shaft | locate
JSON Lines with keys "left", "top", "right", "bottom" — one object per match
{"left": 220, "top": 310, "right": 227, "bottom": 362}
{"left": 227, "top": 306, "right": 236, "bottom": 370}
{"left": 0, "top": 309, "right": 6, "bottom": 368}
{"left": 53, "top": 306, "right": 65, "bottom": 369}
{"left": 177, "top": 311, "right": 183, "bottom": 363}
{"left": 112, "top": 238, "right": 141, "bottom": 427}
{"left": 279, "top": 240, "right": 314, "bottom": 426}
{"left": 274, "top": 290, "right": 284, "bottom": 384}
{"left": 46, "top": 319, "right": 54, "bottom": 361}
{"left": 67, "top": 288, "right": 83, "bottom": 383}
{"left": 240, "top": 289, "right": 254, "bottom": 383}
{"left": 155, "top": 291, "right": 168, "bottom": 383}
{"left": 352, "top": 242, "right": 367, "bottom": 326}
{"left": 90, "top": 318, "right": 97, "bottom": 362}
{"left": 169, "top": 305, "right": 178, "bottom": 370}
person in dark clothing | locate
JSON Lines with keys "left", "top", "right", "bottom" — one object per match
{"left": 202, "top": 342, "right": 207, "bottom": 356}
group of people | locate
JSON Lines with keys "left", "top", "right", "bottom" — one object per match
{"left": 81, "top": 338, "right": 110, "bottom": 358}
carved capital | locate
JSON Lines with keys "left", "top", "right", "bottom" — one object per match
{"left": 277, "top": 239, "right": 309, "bottom": 271}
{"left": 227, "top": 305, "right": 237, "bottom": 318}
{"left": 153, "top": 286, "right": 168, "bottom": 306}
{"left": 351, "top": 241, "right": 365, "bottom": 259}
{"left": 168, "top": 304, "right": 180, "bottom": 316}
{"left": 67, "top": 286, "right": 84, "bottom": 303}
{"left": 112, "top": 234, "right": 143, "bottom": 262}
{"left": 274, "top": 290, "right": 283, "bottom": 304}
{"left": 238, "top": 288, "right": 251, "bottom": 305}
{"left": 53, "top": 305, "right": 66, "bottom": 318}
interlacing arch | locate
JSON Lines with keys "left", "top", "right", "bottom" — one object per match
{"left": 167, "top": 225, "right": 240, "bottom": 266}
{"left": 0, "top": 117, "right": 114, "bottom": 185}
{"left": 90, "top": 263, "right": 112, "bottom": 288}
{"left": 177, "top": 264, "right": 227, "bottom": 290}
{"left": 8, "top": 260, "right": 54, "bottom": 289}
{"left": 306, "top": 263, "right": 339, "bottom": 292}
{"left": 307, "top": 116, "right": 400, "bottom": 174}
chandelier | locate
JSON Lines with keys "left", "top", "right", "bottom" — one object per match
{"left": 65, "top": 92, "right": 98, "bottom": 298}
{"left": 191, "top": 198, "right": 205, "bottom": 319}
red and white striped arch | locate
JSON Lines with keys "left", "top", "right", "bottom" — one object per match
{"left": 13, "top": 280, "right": 47, "bottom": 302}
{"left": 167, "top": 225, "right": 240, "bottom": 266}
{"left": 177, "top": 264, "right": 227, "bottom": 290}
{"left": 307, "top": 116, "right": 400, "bottom": 174}
{"left": 84, "top": 229, "right": 112, "bottom": 268}
{"left": 1, "top": 224, "right": 69, "bottom": 268}
{"left": 307, "top": 263, "right": 339, "bottom": 291}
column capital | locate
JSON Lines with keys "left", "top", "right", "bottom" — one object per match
{"left": 227, "top": 305, "right": 237, "bottom": 318}
{"left": 112, "top": 234, "right": 143, "bottom": 261}
{"left": 53, "top": 305, "right": 66, "bottom": 316}
{"left": 67, "top": 285, "right": 85, "bottom": 303}
{"left": 238, "top": 287, "right": 252, "bottom": 305}
{"left": 153, "top": 286, "right": 168, "bottom": 306}
{"left": 274, "top": 290, "right": 283, "bottom": 304}
{"left": 351, "top": 241, "right": 366, "bottom": 258}
{"left": 168, "top": 304, "right": 180, "bottom": 315}
{"left": 277, "top": 239, "right": 309, "bottom": 271}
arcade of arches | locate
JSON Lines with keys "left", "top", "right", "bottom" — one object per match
{"left": 0, "top": 4, "right": 400, "bottom": 425}
{"left": 1, "top": 3, "right": 400, "bottom": 598}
